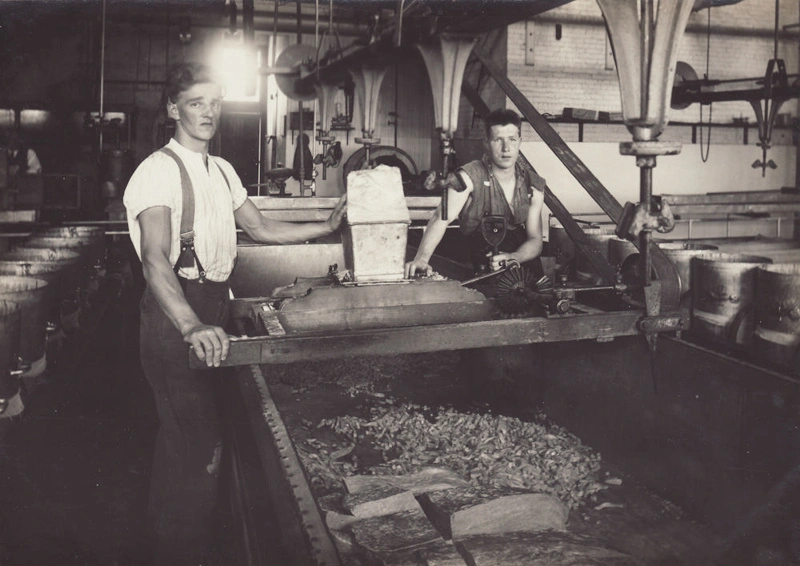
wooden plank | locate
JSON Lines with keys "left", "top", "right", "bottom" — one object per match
{"left": 190, "top": 310, "right": 653, "bottom": 368}
{"left": 450, "top": 494, "right": 568, "bottom": 539}
{"left": 456, "top": 531, "right": 640, "bottom": 565}
{"left": 346, "top": 489, "right": 420, "bottom": 519}
{"left": 350, "top": 507, "right": 443, "bottom": 555}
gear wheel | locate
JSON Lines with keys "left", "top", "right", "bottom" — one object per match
{"left": 494, "top": 267, "right": 552, "bottom": 313}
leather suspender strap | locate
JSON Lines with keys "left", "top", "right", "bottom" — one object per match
{"left": 158, "top": 147, "right": 233, "bottom": 283}
{"left": 159, "top": 146, "right": 207, "bottom": 282}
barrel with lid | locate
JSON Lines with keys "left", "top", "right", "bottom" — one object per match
{"left": 658, "top": 241, "right": 718, "bottom": 304}
{"left": 753, "top": 264, "right": 800, "bottom": 371}
{"left": 0, "top": 276, "right": 52, "bottom": 377}
{"left": 575, "top": 227, "right": 616, "bottom": 283}
{"left": 38, "top": 225, "right": 106, "bottom": 268}
{"left": 0, "top": 301, "right": 21, "bottom": 405}
{"left": 690, "top": 252, "right": 771, "bottom": 348}
{"left": 19, "top": 234, "right": 100, "bottom": 286}
{"left": 0, "top": 248, "right": 83, "bottom": 323}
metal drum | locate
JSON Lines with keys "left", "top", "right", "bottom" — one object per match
{"left": 0, "top": 247, "right": 82, "bottom": 301}
{"left": 575, "top": 227, "right": 616, "bottom": 283}
{"left": 0, "top": 249, "right": 83, "bottom": 324}
{"left": 38, "top": 226, "right": 106, "bottom": 269}
{"left": 658, "top": 242, "right": 718, "bottom": 305}
{"left": 754, "top": 264, "right": 800, "bottom": 371}
{"left": 20, "top": 235, "right": 99, "bottom": 287}
{"left": 608, "top": 237, "right": 639, "bottom": 272}
{"left": 549, "top": 224, "right": 576, "bottom": 276}
{"left": 690, "top": 252, "right": 771, "bottom": 349}
{"left": 0, "top": 276, "right": 52, "bottom": 378}
{"left": 0, "top": 301, "right": 22, "bottom": 405}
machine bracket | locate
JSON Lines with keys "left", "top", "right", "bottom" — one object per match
{"left": 637, "top": 313, "right": 685, "bottom": 334}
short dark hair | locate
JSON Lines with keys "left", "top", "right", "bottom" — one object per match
{"left": 165, "top": 62, "right": 218, "bottom": 104}
{"left": 484, "top": 108, "right": 522, "bottom": 138}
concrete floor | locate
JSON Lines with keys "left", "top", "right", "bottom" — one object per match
{"left": 0, "top": 277, "right": 158, "bottom": 566}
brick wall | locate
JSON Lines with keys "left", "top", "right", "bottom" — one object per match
{"left": 467, "top": 0, "right": 800, "bottom": 227}
{"left": 510, "top": 0, "right": 800, "bottom": 129}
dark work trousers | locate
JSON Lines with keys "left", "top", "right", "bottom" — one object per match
{"left": 139, "top": 277, "right": 230, "bottom": 566}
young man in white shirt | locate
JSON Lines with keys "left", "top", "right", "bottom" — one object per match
{"left": 124, "top": 62, "right": 345, "bottom": 566}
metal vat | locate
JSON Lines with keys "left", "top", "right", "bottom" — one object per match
{"left": 549, "top": 224, "right": 576, "bottom": 277}
{"left": 658, "top": 242, "right": 718, "bottom": 304}
{"left": 231, "top": 243, "right": 346, "bottom": 298}
{"left": 690, "top": 252, "right": 771, "bottom": 349}
{"left": 0, "top": 301, "right": 21, "bottom": 404}
{"left": 754, "top": 264, "right": 800, "bottom": 371}
{"left": 0, "top": 249, "right": 82, "bottom": 324}
{"left": 609, "top": 237, "right": 639, "bottom": 272}
{"left": 0, "top": 276, "right": 52, "bottom": 377}
{"left": 575, "top": 227, "right": 615, "bottom": 283}
{"left": 0, "top": 247, "right": 82, "bottom": 301}
{"left": 20, "top": 235, "right": 99, "bottom": 286}
{"left": 38, "top": 226, "right": 106, "bottom": 268}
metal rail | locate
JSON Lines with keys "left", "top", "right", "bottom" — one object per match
{"left": 232, "top": 319, "right": 342, "bottom": 565}
{"left": 189, "top": 307, "right": 676, "bottom": 368}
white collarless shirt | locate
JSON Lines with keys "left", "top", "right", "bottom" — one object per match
{"left": 123, "top": 138, "right": 248, "bottom": 282}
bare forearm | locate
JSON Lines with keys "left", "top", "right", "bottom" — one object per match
{"left": 413, "top": 215, "right": 449, "bottom": 264}
{"left": 249, "top": 218, "right": 334, "bottom": 245}
{"left": 510, "top": 238, "right": 543, "bottom": 264}
{"left": 142, "top": 257, "right": 202, "bottom": 336}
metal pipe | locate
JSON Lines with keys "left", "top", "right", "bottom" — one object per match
{"left": 296, "top": 1, "right": 302, "bottom": 44}
{"left": 99, "top": 0, "right": 107, "bottom": 153}
{"left": 640, "top": 161, "right": 653, "bottom": 286}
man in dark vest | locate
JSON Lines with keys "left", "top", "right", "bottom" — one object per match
{"left": 123, "top": 62, "right": 345, "bottom": 565}
{"left": 404, "top": 108, "right": 545, "bottom": 279}
{"left": 404, "top": 109, "right": 547, "bottom": 412}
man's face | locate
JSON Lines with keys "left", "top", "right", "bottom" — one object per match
{"left": 485, "top": 123, "right": 521, "bottom": 171}
{"left": 167, "top": 82, "right": 223, "bottom": 145}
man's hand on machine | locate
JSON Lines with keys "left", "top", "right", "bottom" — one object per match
{"left": 404, "top": 259, "right": 432, "bottom": 279}
{"left": 184, "top": 324, "right": 230, "bottom": 367}
{"left": 489, "top": 252, "right": 516, "bottom": 272}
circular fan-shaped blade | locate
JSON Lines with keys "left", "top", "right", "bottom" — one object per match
{"left": 494, "top": 267, "right": 538, "bottom": 313}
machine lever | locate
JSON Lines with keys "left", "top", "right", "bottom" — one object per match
{"left": 461, "top": 259, "right": 520, "bottom": 287}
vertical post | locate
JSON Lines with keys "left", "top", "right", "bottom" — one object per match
{"left": 638, "top": 156, "right": 654, "bottom": 285}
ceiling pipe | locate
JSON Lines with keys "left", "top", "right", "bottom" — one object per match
{"left": 98, "top": 0, "right": 107, "bottom": 154}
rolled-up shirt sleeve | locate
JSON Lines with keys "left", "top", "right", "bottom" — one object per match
{"left": 123, "top": 152, "right": 180, "bottom": 220}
